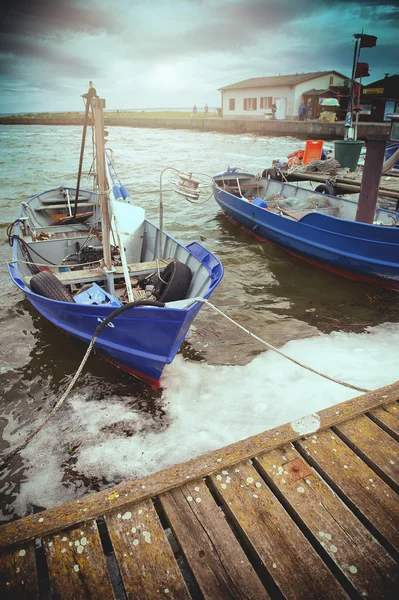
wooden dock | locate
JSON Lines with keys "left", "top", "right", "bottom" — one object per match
{"left": 1, "top": 383, "right": 398, "bottom": 599}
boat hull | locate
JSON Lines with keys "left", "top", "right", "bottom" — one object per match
{"left": 9, "top": 241, "right": 223, "bottom": 388}
{"left": 214, "top": 186, "right": 399, "bottom": 290}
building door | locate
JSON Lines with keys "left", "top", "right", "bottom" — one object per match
{"left": 275, "top": 98, "right": 287, "bottom": 120}
{"left": 384, "top": 100, "right": 395, "bottom": 121}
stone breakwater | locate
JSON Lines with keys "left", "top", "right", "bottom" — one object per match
{"left": 0, "top": 116, "right": 390, "bottom": 140}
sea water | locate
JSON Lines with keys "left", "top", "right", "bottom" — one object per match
{"left": 1, "top": 125, "right": 398, "bottom": 520}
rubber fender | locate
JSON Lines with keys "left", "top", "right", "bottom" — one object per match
{"left": 30, "top": 271, "right": 74, "bottom": 302}
{"left": 315, "top": 183, "right": 336, "bottom": 196}
{"left": 155, "top": 260, "right": 192, "bottom": 303}
{"left": 261, "top": 168, "right": 283, "bottom": 181}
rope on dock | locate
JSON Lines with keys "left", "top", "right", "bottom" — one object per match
{"left": 194, "top": 298, "right": 371, "bottom": 394}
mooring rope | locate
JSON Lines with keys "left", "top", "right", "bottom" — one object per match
{"left": 0, "top": 300, "right": 164, "bottom": 467}
{"left": 193, "top": 298, "right": 371, "bottom": 394}
{"left": 0, "top": 295, "right": 371, "bottom": 466}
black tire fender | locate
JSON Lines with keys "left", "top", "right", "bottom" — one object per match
{"left": 315, "top": 183, "right": 335, "bottom": 195}
{"left": 30, "top": 271, "right": 74, "bottom": 302}
{"left": 262, "top": 168, "right": 283, "bottom": 181}
{"left": 155, "top": 260, "right": 192, "bottom": 303}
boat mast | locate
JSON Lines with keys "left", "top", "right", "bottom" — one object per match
{"left": 92, "top": 98, "right": 113, "bottom": 286}
{"left": 73, "top": 97, "right": 91, "bottom": 218}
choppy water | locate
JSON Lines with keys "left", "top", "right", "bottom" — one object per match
{"left": 1, "top": 125, "right": 398, "bottom": 521}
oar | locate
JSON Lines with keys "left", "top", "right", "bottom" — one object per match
{"left": 73, "top": 98, "right": 91, "bottom": 218}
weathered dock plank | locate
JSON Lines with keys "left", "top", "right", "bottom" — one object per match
{"left": 0, "top": 543, "right": 39, "bottom": 599}
{"left": 334, "top": 414, "right": 399, "bottom": 489}
{"left": 1, "top": 381, "right": 397, "bottom": 551}
{"left": 297, "top": 429, "right": 399, "bottom": 554}
{"left": 256, "top": 445, "right": 398, "bottom": 599}
{"left": 0, "top": 382, "right": 398, "bottom": 598}
{"left": 43, "top": 520, "right": 114, "bottom": 599}
{"left": 105, "top": 498, "right": 190, "bottom": 600}
{"left": 210, "top": 461, "right": 348, "bottom": 599}
{"left": 368, "top": 404, "right": 399, "bottom": 440}
{"left": 160, "top": 479, "right": 269, "bottom": 600}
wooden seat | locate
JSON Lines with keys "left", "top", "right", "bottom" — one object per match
{"left": 24, "top": 259, "right": 174, "bottom": 286}
{"left": 35, "top": 202, "right": 95, "bottom": 211}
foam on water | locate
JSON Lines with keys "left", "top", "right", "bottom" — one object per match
{"left": 3, "top": 322, "right": 398, "bottom": 519}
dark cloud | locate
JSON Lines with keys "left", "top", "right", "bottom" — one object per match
{"left": 0, "top": 0, "right": 119, "bottom": 36}
{"left": 0, "top": 0, "right": 397, "bottom": 111}
{"left": 0, "top": 33, "right": 101, "bottom": 78}
{"left": 115, "top": 0, "right": 399, "bottom": 64}
{"left": 213, "top": 0, "right": 399, "bottom": 30}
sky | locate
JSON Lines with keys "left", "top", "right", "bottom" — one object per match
{"left": 0, "top": 0, "right": 398, "bottom": 113}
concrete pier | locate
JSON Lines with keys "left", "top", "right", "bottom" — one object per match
{"left": 0, "top": 115, "right": 390, "bottom": 141}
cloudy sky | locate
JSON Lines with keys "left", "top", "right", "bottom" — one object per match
{"left": 0, "top": 0, "right": 398, "bottom": 113}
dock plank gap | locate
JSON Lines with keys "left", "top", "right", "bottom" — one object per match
{"left": 1, "top": 382, "right": 398, "bottom": 598}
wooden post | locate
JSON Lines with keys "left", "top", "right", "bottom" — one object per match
{"left": 92, "top": 98, "right": 112, "bottom": 272}
{"left": 355, "top": 135, "right": 387, "bottom": 224}
{"left": 73, "top": 98, "right": 91, "bottom": 218}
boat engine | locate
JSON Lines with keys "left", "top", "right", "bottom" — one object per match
{"left": 79, "top": 245, "right": 105, "bottom": 265}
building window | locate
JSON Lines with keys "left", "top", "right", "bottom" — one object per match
{"left": 229, "top": 98, "right": 235, "bottom": 110}
{"left": 244, "top": 98, "right": 257, "bottom": 110}
{"left": 329, "top": 76, "right": 334, "bottom": 85}
{"left": 260, "top": 97, "right": 273, "bottom": 109}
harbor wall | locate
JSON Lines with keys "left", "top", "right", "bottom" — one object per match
{"left": 0, "top": 116, "right": 390, "bottom": 141}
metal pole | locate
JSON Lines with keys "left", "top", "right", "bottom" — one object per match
{"left": 346, "top": 38, "right": 359, "bottom": 140}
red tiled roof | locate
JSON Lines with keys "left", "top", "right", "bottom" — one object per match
{"left": 219, "top": 71, "right": 348, "bottom": 91}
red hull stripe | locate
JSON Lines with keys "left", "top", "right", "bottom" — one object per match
{"left": 284, "top": 248, "right": 399, "bottom": 290}
{"left": 224, "top": 213, "right": 399, "bottom": 290}
{"left": 99, "top": 354, "right": 161, "bottom": 390}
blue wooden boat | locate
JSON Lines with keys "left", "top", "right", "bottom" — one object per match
{"left": 7, "top": 155, "right": 223, "bottom": 389}
{"left": 213, "top": 168, "right": 399, "bottom": 289}
{"left": 385, "top": 142, "right": 399, "bottom": 170}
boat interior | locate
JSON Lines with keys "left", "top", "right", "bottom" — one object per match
{"left": 214, "top": 174, "right": 399, "bottom": 226}
{"left": 11, "top": 187, "right": 213, "bottom": 308}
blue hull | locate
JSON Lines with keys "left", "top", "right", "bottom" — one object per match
{"left": 9, "top": 240, "right": 223, "bottom": 388}
{"left": 214, "top": 186, "right": 399, "bottom": 289}
{"left": 385, "top": 142, "right": 399, "bottom": 169}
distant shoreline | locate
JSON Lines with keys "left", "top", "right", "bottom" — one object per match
{"left": 0, "top": 110, "right": 210, "bottom": 120}
{"left": 0, "top": 112, "right": 389, "bottom": 141}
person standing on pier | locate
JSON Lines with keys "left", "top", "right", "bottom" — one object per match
{"left": 192, "top": 104, "right": 197, "bottom": 117}
{"left": 298, "top": 102, "right": 306, "bottom": 122}
{"left": 306, "top": 99, "right": 312, "bottom": 121}
{"left": 82, "top": 81, "right": 98, "bottom": 104}
{"left": 204, "top": 103, "right": 209, "bottom": 117}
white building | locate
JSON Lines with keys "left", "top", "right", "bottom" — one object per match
{"left": 219, "top": 71, "right": 348, "bottom": 119}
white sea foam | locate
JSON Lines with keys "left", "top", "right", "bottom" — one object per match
{"left": 3, "top": 322, "right": 399, "bottom": 518}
